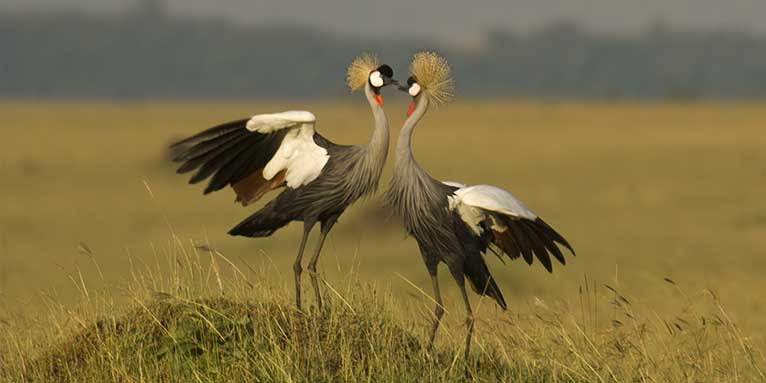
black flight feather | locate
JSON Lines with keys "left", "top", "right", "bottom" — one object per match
{"left": 189, "top": 136, "right": 253, "bottom": 185}
{"left": 173, "top": 128, "right": 248, "bottom": 163}
{"left": 175, "top": 130, "right": 249, "bottom": 173}
{"left": 170, "top": 119, "right": 248, "bottom": 149}
{"left": 521, "top": 220, "right": 553, "bottom": 273}
{"left": 535, "top": 218, "right": 575, "bottom": 256}
{"left": 507, "top": 220, "right": 534, "bottom": 266}
{"left": 529, "top": 222, "right": 567, "bottom": 265}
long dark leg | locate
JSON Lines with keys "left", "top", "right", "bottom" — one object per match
{"left": 293, "top": 221, "right": 314, "bottom": 311}
{"left": 452, "top": 272, "right": 474, "bottom": 360}
{"left": 427, "top": 266, "right": 445, "bottom": 350}
{"left": 307, "top": 216, "right": 337, "bottom": 310}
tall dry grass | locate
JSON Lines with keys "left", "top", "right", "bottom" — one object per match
{"left": 1, "top": 236, "right": 763, "bottom": 382}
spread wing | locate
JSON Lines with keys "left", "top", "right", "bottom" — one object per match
{"left": 171, "top": 111, "right": 329, "bottom": 206}
{"left": 447, "top": 183, "right": 575, "bottom": 273}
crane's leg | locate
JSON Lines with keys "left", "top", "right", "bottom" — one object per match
{"left": 427, "top": 266, "right": 444, "bottom": 351}
{"left": 307, "top": 216, "right": 337, "bottom": 310}
{"left": 293, "top": 221, "right": 314, "bottom": 311}
{"left": 452, "top": 271, "right": 474, "bottom": 361}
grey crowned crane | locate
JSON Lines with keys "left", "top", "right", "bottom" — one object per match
{"left": 385, "top": 52, "right": 575, "bottom": 358}
{"left": 171, "top": 54, "right": 397, "bottom": 311}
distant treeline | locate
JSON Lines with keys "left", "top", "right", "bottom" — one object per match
{"left": 2, "top": 9, "right": 766, "bottom": 99}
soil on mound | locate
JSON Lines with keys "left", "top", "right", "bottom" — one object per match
{"left": 29, "top": 297, "right": 424, "bottom": 382}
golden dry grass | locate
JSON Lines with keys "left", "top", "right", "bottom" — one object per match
{"left": 1, "top": 100, "right": 765, "bottom": 381}
{"left": 2, "top": 238, "right": 764, "bottom": 382}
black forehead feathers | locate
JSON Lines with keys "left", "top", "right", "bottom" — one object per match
{"left": 376, "top": 65, "right": 393, "bottom": 78}
{"left": 407, "top": 76, "right": 416, "bottom": 86}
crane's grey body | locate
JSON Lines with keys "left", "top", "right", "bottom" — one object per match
{"left": 387, "top": 85, "right": 574, "bottom": 360}
{"left": 230, "top": 83, "right": 389, "bottom": 310}
{"left": 173, "top": 80, "right": 391, "bottom": 311}
{"left": 387, "top": 97, "right": 467, "bottom": 266}
{"left": 232, "top": 83, "right": 389, "bottom": 235}
{"left": 386, "top": 95, "right": 492, "bottom": 357}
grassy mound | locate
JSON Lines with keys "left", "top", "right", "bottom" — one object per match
{"left": 21, "top": 296, "right": 519, "bottom": 382}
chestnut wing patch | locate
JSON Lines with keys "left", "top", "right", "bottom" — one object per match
{"left": 232, "top": 168, "right": 286, "bottom": 206}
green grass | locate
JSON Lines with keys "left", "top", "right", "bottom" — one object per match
{"left": 1, "top": 101, "right": 766, "bottom": 381}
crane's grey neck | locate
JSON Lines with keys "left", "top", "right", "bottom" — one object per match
{"left": 386, "top": 94, "right": 456, "bottom": 252}
{"left": 363, "top": 83, "right": 389, "bottom": 158}
{"left": 395, "top": 95, "right": 429, "bottom": 169}
{"left": 327, "top": 82, "right": 388, "bottom": 202}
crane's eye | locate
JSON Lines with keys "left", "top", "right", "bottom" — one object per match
{"left": 408, "top": 82, "right": 421, "bottom": 97}
{"left": 406, "top": 76, "right": 416, "bottom": 86}
{"left": 369, "top": 71, "right": 384, "bottom": 87}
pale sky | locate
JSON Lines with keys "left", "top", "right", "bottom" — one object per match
{"left": 3, "top": 0, "right": 765, "bottom": 45}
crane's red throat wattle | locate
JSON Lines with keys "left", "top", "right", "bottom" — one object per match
{"left": 374, "top": 94, "right": 383, "bottom": 106}
{"left": 407, "top": 101, "right": 415, "bottom": 117}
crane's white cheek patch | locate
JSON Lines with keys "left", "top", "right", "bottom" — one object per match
{"left": 263, "top": 124, "right": 329, "bottom": 188}
{"left": 369, "top": 72, "right": 384, "bottom": 87}
{"left": 408, "top": 83, "right": 421, "bottom": 97}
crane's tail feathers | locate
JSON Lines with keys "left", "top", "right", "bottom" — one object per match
{"left": 464, "top": 256, "right": 507, "bottom": 310}
{"left": 228, "top": 209, "right": 290, "bottom": 238}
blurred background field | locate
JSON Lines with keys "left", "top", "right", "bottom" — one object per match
{"left": 3, "top": 0, "right": 766, "bottom": 380}
{"left": 1, "top": 100, "right": 765, "bottom": 348}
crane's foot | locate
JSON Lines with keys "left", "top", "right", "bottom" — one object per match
{"left": 463, "top": 363, "right": 474, "bottom": 380}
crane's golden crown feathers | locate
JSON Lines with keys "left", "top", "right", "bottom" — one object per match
{"left": 346, "top": 53, "right": 379, "bottom": 92}
{"left": 410, "top": 51, "right": 454, "bottom": 105}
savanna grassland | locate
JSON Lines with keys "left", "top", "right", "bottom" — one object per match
{"left": 1, "top": 101, "right": 765, "bottom": 382}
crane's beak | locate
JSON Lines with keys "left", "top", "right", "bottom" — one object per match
{"left": 396, "top": 84, "right": 409, "bottom": 92}
{"left": 375, "top": 77, "right": 397, "bottom": 106}
{"left": 382, "top": 76, "right": 398, "bottom": 87}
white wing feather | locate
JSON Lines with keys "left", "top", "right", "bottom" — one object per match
{"left": 247, "top": 111, "right": 328, "bottom": 188}
{"left": 446, "top": 183, "right": 538, "bottom": 235}
{"left": 246, "top": 111, "right": 316, "bottom": 134}
{"left": 455, "top": 185, "right": 537, "bottom": 220}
